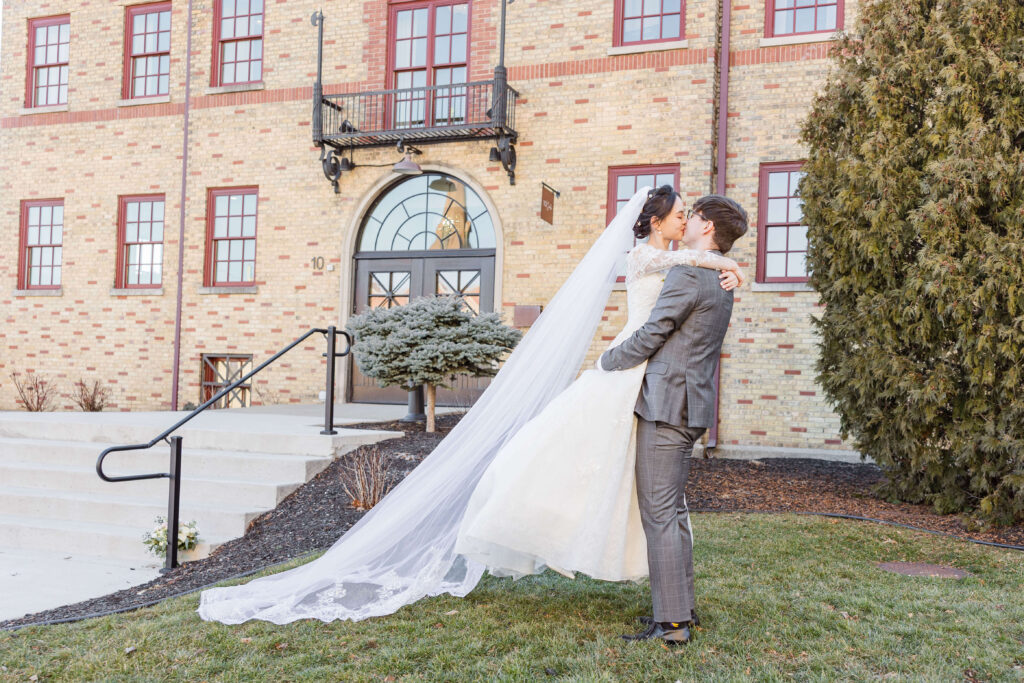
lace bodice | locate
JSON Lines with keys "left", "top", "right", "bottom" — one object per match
{"left": 625, "top": 243, "right": 734, "bottom": 285}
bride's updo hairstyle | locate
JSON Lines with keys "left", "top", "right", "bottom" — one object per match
{"left": 634, "top": 185, "right": 681, "bottom": 239}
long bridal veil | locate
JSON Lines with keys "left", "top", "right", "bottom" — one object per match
{"left": 197, "top": 187, "right": 649, "bottom": 625}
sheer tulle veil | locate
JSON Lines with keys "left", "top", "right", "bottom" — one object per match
{"left": 196, "top": 187, "right": 650, "bottom": 624}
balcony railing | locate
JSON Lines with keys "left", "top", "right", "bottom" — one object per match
{"left": 309, "top": 11, "right": 518, "bottom": 188}
{"left": 314, "top": 80, "right": 518, "bottom": 149}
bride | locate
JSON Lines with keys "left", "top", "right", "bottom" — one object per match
{"left": 197, "top": 186, "right": 742, "bottom": 625}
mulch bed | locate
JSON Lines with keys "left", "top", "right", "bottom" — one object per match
{"left": 3, "top": 412, "right": 1022, "bottom": 630}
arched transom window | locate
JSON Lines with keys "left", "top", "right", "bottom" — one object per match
{"left": 358, "top": 173, "right": 496, "bottom": 252}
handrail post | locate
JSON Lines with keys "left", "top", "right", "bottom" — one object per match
{"left": 322, "top": 326, "right": 338, "bottom": 435}
{"left": 163, "top": 436, "right": 183, "bottom": 573}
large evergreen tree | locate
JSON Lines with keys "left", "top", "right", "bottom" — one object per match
{"left": 346, "top": 296, "right": 521, "bottom": 432}
{"left": 800, "top": 0, "right": 1024, "bottom": 525}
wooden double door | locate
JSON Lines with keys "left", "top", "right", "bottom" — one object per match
{"left": 349, "top": 251, "right": 495, "bottom": 405}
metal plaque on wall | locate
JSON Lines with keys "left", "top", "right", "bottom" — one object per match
{"left": 540, "top": 184, "right": 556, "bottom": 225}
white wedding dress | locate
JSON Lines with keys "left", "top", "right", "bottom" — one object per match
{"left": 454, "top": 243, "right": 732, "bottom": 582}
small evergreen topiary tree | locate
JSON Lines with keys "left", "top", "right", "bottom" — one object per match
{"left": 800, "top": 0, "right": 1024, "bottom": 525}
{"left": 346, "top": 296, "right": 522, "bottom": 432}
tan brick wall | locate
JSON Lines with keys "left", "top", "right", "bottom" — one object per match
{"left": 1, "top": 0, "right": 858, "bottom": 451}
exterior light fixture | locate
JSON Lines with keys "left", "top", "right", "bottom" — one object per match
{"left": 393, "top": 141, "right": 423, "bottom": 175}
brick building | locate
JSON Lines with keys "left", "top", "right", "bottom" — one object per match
{"left": 1, "top": 0, "right": 857, "bottom": 453}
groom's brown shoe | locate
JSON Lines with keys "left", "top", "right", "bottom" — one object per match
{"left": 621, "top": 621, "right": 691, "bottom": 645}
{"left": 638, "top": 610, "right": 699, "bottom": 628}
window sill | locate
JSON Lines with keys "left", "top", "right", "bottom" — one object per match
{"left": 111, "top": 287, "right": 164, "bottom": 296}
{"left": 750, "top": 281, "right": 814, "bottom": 293}
{"left": 198, "top": 285, "right": 259, "bottom": 295}
{"left": 204, "top": 82, "right": 265, "bottom": 96}
{"left": 14, "top": 288, "right": 62, "bottom": 297}
{"left": 117, "top": 95, "right": 171, "bottom": 107}
{"left": 607, "top": 39, "right": 689, "bottom": 57}
{"left": 19, "top": 104, "right": 69, "bottom": 116}
{"left": 759, "top": 32, "right": 838, "bottom": 48}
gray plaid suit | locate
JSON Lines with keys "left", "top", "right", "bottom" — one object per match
{"left": 600, "top": 261, "right": 734, "bottom": 623}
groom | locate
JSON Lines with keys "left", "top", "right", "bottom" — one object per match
{"left": 600, "top": 194, "right": 748, "bottom": 645}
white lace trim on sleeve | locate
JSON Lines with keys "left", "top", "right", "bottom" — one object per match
{"left": 625, "top": 243, "right": 734, "bottom": 284}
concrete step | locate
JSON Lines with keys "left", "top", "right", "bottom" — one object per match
{"left": 2, "top": 436, "right": 333, "bottom": 482}
{"left": 0, "top": 485, "right": 266, "bottom": 539}
{"left": 0, "top": 461, "right": 301, "bottom": 509}
{"left": 0, "top": 512, "right": 228, "bottom": 564}
{"left": 0, "top": 412, "right": 403, "bottom": 458}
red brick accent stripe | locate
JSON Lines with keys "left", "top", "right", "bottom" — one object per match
{"left": 508, "top": 47, "right": 713, "bottom": 81}
{"left": 730, "top": 42, "right": 834, "bottom": 67}
{"left": 1, "top": 81, "right": 369, "bottom": 129}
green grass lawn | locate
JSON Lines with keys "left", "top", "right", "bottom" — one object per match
{"left": 2, "top": 514, "right": 1022, "bottom": 682}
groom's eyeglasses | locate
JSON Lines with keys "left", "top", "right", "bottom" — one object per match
{"left": 686, "top": 208, "right": 709, "bottom": 222}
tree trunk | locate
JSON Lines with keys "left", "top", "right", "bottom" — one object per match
{"left": 425, "top": 383, "right": 437, "bottom": 433}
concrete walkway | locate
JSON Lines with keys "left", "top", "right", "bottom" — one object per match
{"left": 0, "top": 549, "right": 163, "bottom": 622}
{"left": 0, "top": 402, "right": 442, "bottom": 624}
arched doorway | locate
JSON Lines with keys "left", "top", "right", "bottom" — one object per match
{"left": 349, "top": 172, "right": 497, "bottom": 405}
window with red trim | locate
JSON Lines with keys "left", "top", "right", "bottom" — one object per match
{"left": 607, "top": 164, "right": 680, "bottom": 281}
{"left": 26, "top": 16, "right": 70, "bottom": 107}
{"left": 613, "top": 0, "right": 684, "bottom": 47}
{"left": 212, "top": 0, "right": 264, "bottom": 86}
{"left": 117, "top": 195, "right": 165, "bottom": 288}
{"left": 766, "top": 0, "right": 842, "bottom": 38}
{"left": 390, "top": 1, "right": 469, "bottom": 129}
{"left": 124, "top": 3, "right": 171, "bottom": 99}
{"left": 206, "top": 188, "right": 258, "bottom": 286}
{"left": 756, "top": 162, "right": 809, "bottom": 283}
{"left": 19, "top": 200, "right": 64, "bottom": 290}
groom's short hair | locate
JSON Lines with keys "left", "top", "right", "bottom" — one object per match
{"left": 694, "top": 195, "right": 748, "bottom": 254}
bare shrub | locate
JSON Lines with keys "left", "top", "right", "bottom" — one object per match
{"left": 339, "top": 446, "right": 393, "bottom": 511}
{"left": 71, "top": 379, "right": 111, "bottom": 412}
{"left": 11, "top": 372, "right": 58, "bottom": 412}
{"left": 252, "top": 381, "right": 283, "bottom": 406}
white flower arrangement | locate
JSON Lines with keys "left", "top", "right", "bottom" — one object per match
{"left": 142, "top": 515, "right": 200, "bottom": 555}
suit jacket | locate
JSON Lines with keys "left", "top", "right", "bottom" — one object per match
{"left": 599, "top": 261, "right": 733, "bottom": 428}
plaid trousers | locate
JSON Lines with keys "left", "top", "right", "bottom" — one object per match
{"left": 635, "top": 416, "right": 706, "bottom": 623}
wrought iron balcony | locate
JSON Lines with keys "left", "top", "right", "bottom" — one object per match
{"left": 315, "top": 80, "right": 518, "bottom": 149}
{"left": 310, "top": 11, "right": 519, "bottom": 191}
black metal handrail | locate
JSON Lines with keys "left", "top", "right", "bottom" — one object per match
{"left": 96, "top": 326, "right": 351, "bottom": 571}
{"left": 315, "top": 80, "right": 519, "bottom": 148}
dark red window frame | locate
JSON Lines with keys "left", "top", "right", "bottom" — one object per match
{"left": 765, "top": 0, "right": 843, "bottom": 39}
{"left": 25, "top": 15, "right": 70, "bottom": 108}
{"left": 756, "top": 161, "right": 809, "bottom": 284}
{"left": 19, "top": 199, "right": 64, "bottom": 290}
{"left": 211, "top": 0, "right": 265, "bottom": 87}
{"left": 122, "top": 2, "right": 172, "bottom": 100}
{"left": 116, "top": 194, "right": 166, "bottom": 289}
{"left": 612, "top": 0, "right": 685, "bottom": 48}
{"left": 607, "top": 164, "right": 681, "bottom": 282}
{"left": 386, "top": 0, "right": 472, "bottom": 129}
{"left": 201, "top": 354, "right": 253, "bottom": 408}
{"left": 204, "top": 186, "right": 259, "bottom": 287}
